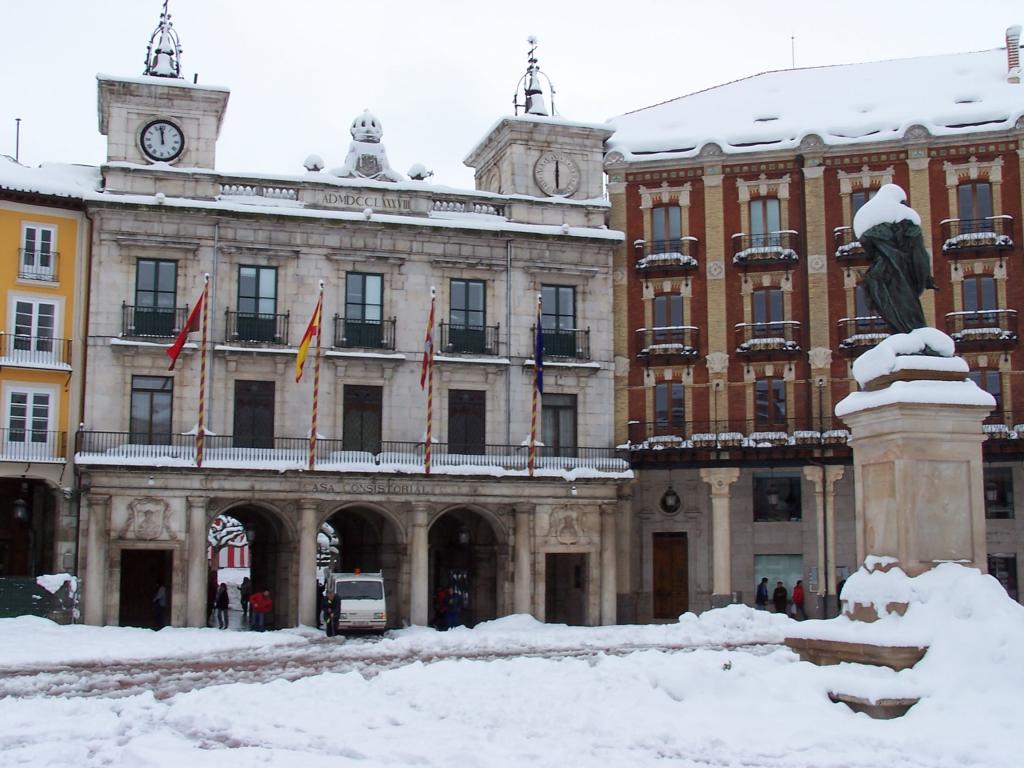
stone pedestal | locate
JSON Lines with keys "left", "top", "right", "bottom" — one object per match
{"left": 842, "top": 399, "right": 990, "bottom": 578}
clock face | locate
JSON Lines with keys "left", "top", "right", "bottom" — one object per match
{"left": 534, "top": 151, "right": 581, "bottom": 197}
{"left": 140, "top": 119, "right": 185, "bottom": 162}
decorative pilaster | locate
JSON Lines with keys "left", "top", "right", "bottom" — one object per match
{"left": 186, "top": 496, "right": 208, "bottom": 628}
{"left": 82, "top": 494, "right": 111, "bottom": 625}
{"left": 802, "top": 465, "right": 845, "bottom": 603}
{"left": 600, "top": 503, "right": 618, "bottom": 625}
{"left": 297, "top": 498, "right": 319, "bottom": 627}
{"left": 700, "top": 467, "right": 741, "bottom": 606}
{"left": 802, "top": 164, "right": 831, "bottom": 353}
{"left": 906, "top": 152, "right": 935, "bottom": 325}
{"left": 513, "top": 504, "right": 533, "bottom": 615}
{"left": 410, "top": 502, "right": 431, "bottom": 625}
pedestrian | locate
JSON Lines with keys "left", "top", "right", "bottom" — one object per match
{"left": 316, "top": 580, "right": 324, "bottom": 629}
{"left": 792, "top": 579, "right": 806, "bottom": 620}
{"left": 214, "top": 583, "right": 230, "bottom": 629}
{"left": 445, "top": 589, "right": 463, "bottom": 629}
{"left": 152, "top": 581, "right": 168, "bottom": 630}
{"left": 772, "top": 580, "right": 788, "bottom": 614}
{"left": 250, "top": 589, "right": 272, "bottom": 631}
{"left": 240, "top": 577, "right": 252, "bottom": 620}
{"left": 323, "top": 591, "right": 337, "bottom": 637}
{"left": 433, "top": 586, "right": 449, "bottom": 630}
{"left": 755, "top": 577, "right": 769, "bottom": 610}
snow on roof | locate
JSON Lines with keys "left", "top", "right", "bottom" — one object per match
{"left": 464, "top": 114, "right": 614, "bottom": 166}
{"left": 95, "top": 73, "right": 230, "bottom": 93}
{"left": 0, "top": 156, "right": 101, "bottom": 199}
{"left": 607, "top": 46, "right": 1024, "bottom": 161}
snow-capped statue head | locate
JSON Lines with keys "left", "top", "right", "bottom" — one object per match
{"left": 350, "top": 110, "right": 383, "bottom": 144}
{"left": 853, "top": 183, "right": 921, "bottom": 238}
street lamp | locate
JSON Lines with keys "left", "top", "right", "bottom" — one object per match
{"left": 12, "top": 497, "right": 29, "bottom": 523}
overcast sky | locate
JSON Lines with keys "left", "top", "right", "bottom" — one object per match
{"left": 1, "top": 1, "right": 1020, "bottom": 189}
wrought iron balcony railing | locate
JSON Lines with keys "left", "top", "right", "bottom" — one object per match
{"left": 226, "top": 310, "right": 290, "bottom": 345}
{"left": 633, "top": 237, "right": 699, "bottom": 276}
{"left": 122, "top": 303, "right": 189, "bottom": 338}
{"left": 18, "top": 249, "right": 58, "bottom": 281}
{"left": 333, "top": 316, "right": 396, "bottom": 350}
{"left": 627, "top": 418, "right": 850, "bottom": 451}
{"left": 0, "top": 332, "right": 72, "bottom": 367}
{"left": 439, "top": 322, "right": 500, "bottom": 355}
{"left": 734, "top": 321, "right": 802, "bottom": 356}
{"left": 940, "top": 215, "right": 1014, "bottom": 254}
{"left": 731, "top": 230, "right": 800, "bottom": 266}
{"left": 0, "top": 428, "right": 66, "bottom": 462}
{"left": 540, "top": 327, "right": 590, "bottom": 360}
{"left": 635, "top": 326, "right": 700, "bottom": 360}
{"left": 946, "top": 309, "right": 1018, "bottom": 348}
{"left": 832, "top": 226, "right": 866, "bottom": 261}
{"left": 74, "top": 431, "right": 629, "bottom": 474}
{"left": 837, "top": 316, "right": 891, "bottom": 353}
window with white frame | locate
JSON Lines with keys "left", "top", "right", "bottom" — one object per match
{"left": 4, "top": 387, "right": 55, "bottom": 459}
{"left": 10, "top": 299, "right": 58, "bottom": 362}
{"left": 20, "top": 224, "right": 57, "bottom": 280}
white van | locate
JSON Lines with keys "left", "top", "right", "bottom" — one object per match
{"left": 326, "top": 571, "right": 387, "bottom": 634}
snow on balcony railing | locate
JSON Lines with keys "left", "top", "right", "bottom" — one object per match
{"left": 833, "top": 226, "right": 865, "bottom": 260}
{"left": 731, "top": 231, "right": 799, "bottom": 265}
{"left": 634, "top": 237, "right": 699, "bottom": 273}
{"left": 220, "top": 184, "right": 298, "bottom": 201}
{"left": 635, "top": 326, "right": 700, "bottom": 358}
{"left": 940, "top": 215, "right": 1013, "bottom": 252}
{"left": 431, "top": 199, "right": 505, "bottom": 216}
{"left": 628, "top": 422, "right": 851, "bottom": 450}
{"left": 983, "top": 423, "right": 1016, "bottom": 440}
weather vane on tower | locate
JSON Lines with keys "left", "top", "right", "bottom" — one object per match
{"left": 144, "top": 0, "right": 183, "bottom": 79}
{"left": 513, "top": 36, "right": 556, "bottom": 117}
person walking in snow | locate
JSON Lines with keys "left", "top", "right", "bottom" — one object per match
{"left": 772, "top": 581, "right": 788, "bottom": 614}
{"left": 240, "top": 577, "right": 252, "bottom": 620}
{"left": 152, "top": 581, "right": 168, "bottom": 630}
{"left": 250, "top": 589, "right": 273, "bottom": 631}
{"left": 755, "top": 577, "right": 769, "bottom": 610}
{"left": 323, "top": 591, "right": 337, "bottom": 637}
{"left": 215, "top": 583, "right": 230, "bottom": 629}
{"left": 792, "top": 579, "right": 806, "bottom": 620}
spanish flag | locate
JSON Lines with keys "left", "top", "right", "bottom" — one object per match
{"left": 295, "top": 295, "right": 323, "bottom": 383}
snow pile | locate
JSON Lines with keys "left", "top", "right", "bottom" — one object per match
{"left": 852, "top": 183, "right": 920, "bottom": 237}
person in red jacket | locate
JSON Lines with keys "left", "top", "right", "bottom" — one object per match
{"left": 250, "top": 589, "right": 273, "bottom": 631}
{"left": 792, "top": 579, "right": 806, "bottom": 620}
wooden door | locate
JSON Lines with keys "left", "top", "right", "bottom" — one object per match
{"left": 652, "top": 533, "right": 688, "bottom": 619}
{"left": 545, "top": 553, "right": 587, "bottom": 625}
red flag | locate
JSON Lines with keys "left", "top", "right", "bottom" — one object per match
{"left": 167, "top": 288, "right": 205, "bottom": 370}
{"left": 420, "top": 292, "right": 435, "bottom": 389}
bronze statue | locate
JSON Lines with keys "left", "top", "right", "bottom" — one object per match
{"left": 854, "top": 184, "right": 936, "bottom": 334}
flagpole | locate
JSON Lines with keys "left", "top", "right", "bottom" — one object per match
{"left": 425, "top": 287, "right": 435, "bottom": 475}
{"left": 308, "top": 281, "right": 324, "bottom": 471}
{"left": 528, "top": 293, "right": 541, "bottom": 476}
{"left": 196, "top": 273, "right": 210, "bottom": 468}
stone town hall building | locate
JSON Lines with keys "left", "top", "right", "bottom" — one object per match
{"left": 605, "top": 27, "right": 1024, "bottom": 620}
{"left": 1, "top": 14, "right": 630, "bottom": 628}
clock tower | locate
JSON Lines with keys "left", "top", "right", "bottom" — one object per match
{"left": 464, "top": 39, "right": 612, "bottom": 201}
{"left": 97, "top": 1, "right": 229, "bottom": 192}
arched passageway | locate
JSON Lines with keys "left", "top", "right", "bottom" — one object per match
{"left": 428, "top": 508, "right": 502, "bottom": 629}
{"left": 211, "top": 505, "right": 289, "bottom": 628}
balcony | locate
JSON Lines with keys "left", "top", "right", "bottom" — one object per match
{"left": 439, "top": 322, "right": 500, "bottom": 356}
{"left": 0, "top": 428, "right": 66, "bottom": 462}
{"left": 542, "top": 327, "right": 590, "bottom": 360}
{"left": 946, "top": 309, "right": 1018, "bottom": 350}
{"left": 0, "top": 333, "right": 72, "bottom": 369}
{"left": 940, "top": 216, "right": 1014, "bottom": 255}
{"left": 635, "top": 326, "right": 699, "bottom": 362}
{"left": 627, "top": 419, "right": 850, "bottom": 453}
{"left": 633, "top": 237, "right": 699, "bottom": 278}
{"left": 731, "top": 231, "right": 800, "bottom": 267}
{"left": 226, "top": 310, "right": 290, "bottom": 345}
{"left": 74, "top": 431, "right": 629, "bottom": 475}
{"left": 333, "top": 316, "right": 396, "bottom": 350}
{"left": 833, "top": 227, "right": 866, "bottom": 261}
{"left": 122, "top": 303, "right": 189, "bottom": 338}
{"left": 18, "top": 249, "right": 58, "bottom": 282}
{"left": 837, "top": 316, "right": 891, "bottom": 354}
{"left": 734, "top": 321, "right": 801, "bottom": 358}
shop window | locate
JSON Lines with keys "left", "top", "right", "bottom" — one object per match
{"left": 987, "top": 555, "right": 1019, "bottom": 602}
{"left": 753, "top": 474, "right": 801, "bottom": 521}
{"left": 984, "top": 467, "right": 1014, "bottom": 519}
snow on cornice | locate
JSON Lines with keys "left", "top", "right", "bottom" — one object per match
{"left": 96, "top": 73, "right": 230, "bottom": 93}
{"left": 607, "top": 46, "right": 1024, "bottom": 162}
{"left": 464, "top": 114, "right": 615, "bottom": 166}
{"left": 0, "top": 156, "right": 101, "bottom": 199}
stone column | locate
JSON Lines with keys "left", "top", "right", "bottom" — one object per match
{"left": 802, "top": 465, "right": 845, "bottom": 612}
{"left": 600, "top": 503, "right": 617, "bottom": 625}
{"left": 297, "top": 498, "right": 319, "bottom": 627}
{"left": 615, "top": 486, "right": 634, "bottom": 623}
{"left": 700, "top": 467, "right": 740, "bottom": 607}
{"left": 186, "top": 496, "right": 208, "bottom": 628}
{"left": 82, "top": 494, "right": 110, "bottom": 626}
{"left": 907, "top": 152, "right": 935, "bottom": 325}
{"left": 410, "top": 502, "right": 430, "bottom": 626}
{"left": 513, "top": 504, "right": 533, "bottom": 615}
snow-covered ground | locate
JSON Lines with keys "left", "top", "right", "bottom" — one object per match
{"left": 0, "top": 564, "right": 1020, "bottom": 767}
